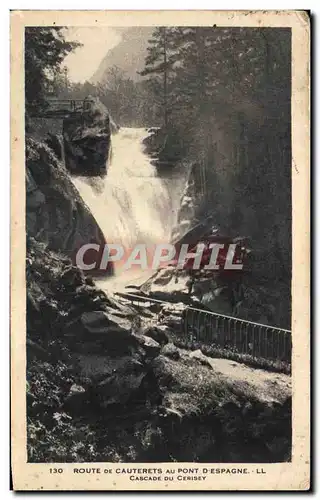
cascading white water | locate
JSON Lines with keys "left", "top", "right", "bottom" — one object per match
{"left": 71, "top": 127, "right": 182, "bottom": 288}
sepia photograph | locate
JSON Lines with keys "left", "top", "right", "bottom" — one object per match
{"left": 10, "top": 10, "right": 310, "bottom": 491}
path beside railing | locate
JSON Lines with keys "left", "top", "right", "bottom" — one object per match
{"left": 115, "top": 292, "right": 292, "bottom": 363}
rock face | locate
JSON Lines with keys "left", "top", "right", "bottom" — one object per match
{"left": 63, "top": 96, "right": 111, "bottom": 176}
{"left": 161, "top": 343, "right": 181, "bottom": 360}
{"left": 27, "top": 240, "right": 158, "bottom": 409}
{"left": 26, "top": 137, "right": 111, "bottom": 274}
{"left": 136, "top": 265, "right": 234, "bottom": 316}
{"left": 91, "top": 27, "right": 153, "bottom": 84}
{"left": 140, "top": 267, "right": 191, "bottom": 303}
{"left": 173, "top": 110, "right": 291, "bottom": 328}
{"left": 142, "top": 325, "right": 170, "bottom": 346}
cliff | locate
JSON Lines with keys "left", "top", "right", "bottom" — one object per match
{"left": 63, "top": 97, "right": 111, "bottom": 176}
{"left": 26, "top": 137, "right": 111, "bottom": 274}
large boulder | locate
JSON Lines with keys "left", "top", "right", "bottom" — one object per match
{"left": 161, "top": 343, "right": 180, "bottom": 361}
{"left": 64, "top": 355, "right": 147, "bottom": 410}
{"left": 73, "top": 345, "right": 159, "bottom": 408}
{"left": 81, "top": 310, "right": 132, "bottom": 336}
{"left": 64, "top": 309, "right": 136, "bottom": 356}
{"left": 132, "top": 334, "right": 161, "bottom": 360}
{"left": 63, "top": 96, "right": 111, "bottom": 176}
{"left": 143, "top": 324, "right": 170, "bottom": 346}
{"left": 96, "top": 358, "right": 146, "bottom": 407}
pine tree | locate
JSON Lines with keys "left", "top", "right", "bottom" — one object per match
{"left": 25, "top": 27, "right": 81, "bottom": 115}
{"left": 139, "top": 27, "right": 179, "bottom": 128}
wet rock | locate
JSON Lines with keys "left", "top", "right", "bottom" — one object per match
{"left": 44, "top": 133, "right": 63, "bottom": 161}
{"left": 103, "top": 295, "right": 137, "bottom": 319}
{"left": 92, "top": 358, "right": 146, "bottom": 407}
{"left": 60, "top": 266, "right": 84, "bottom": 290}
{"left": 63, "top": 96, "right": 111, "bottom": 176}
{"left": 161, "top": 343, "right": 181, "bottom": 361}
{"left": 132, "top": 334, "right": 161, "bottom": 360}
{"left": 85, "top": 276, "right": 95, "bottom": 286}
{"left": 143, "top": 325, "right": 170, "bottom": 346}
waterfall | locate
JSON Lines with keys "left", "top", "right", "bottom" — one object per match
{"left": 71, "top": 128, "right": 183, "bottom": 287}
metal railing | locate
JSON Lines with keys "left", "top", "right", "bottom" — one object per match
{"left": 182, "top": 307, "right": 291, "bottom": 363}
{"left": 115, "top": 292, "right": 291, "bottom": 363}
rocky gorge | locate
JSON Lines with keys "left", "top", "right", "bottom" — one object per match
{"left": 26, "top": 99, "right": 292, "bottom": 463}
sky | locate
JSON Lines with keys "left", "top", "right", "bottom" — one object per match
{"left": 62, "top": 27, "right": 123, "bottom": 83}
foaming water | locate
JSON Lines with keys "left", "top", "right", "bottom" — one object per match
{"left": 71, "top": 128, "right": 181, "bottom": 287}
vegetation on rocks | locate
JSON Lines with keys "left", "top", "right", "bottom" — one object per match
{"left": 26, "top": 239, "right": 291, "bottom": 463}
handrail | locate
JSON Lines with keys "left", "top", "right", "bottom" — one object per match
{"left": 114, "top": 291, "right": 291, "bottom": 333}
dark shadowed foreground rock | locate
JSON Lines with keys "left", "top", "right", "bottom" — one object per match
{"left": 81, "top": 310, "right": 132, "bottom": 336}
{"left": 132, "top": 334, "right": 161, "bottom": 360}
{"left": 161, "top": 343, "right": 181, "bottom": 360}
{"left": 26, "top": 241, "right": 292, "bottom": 464}
{"left": 140, "top": 266, "right": 191, "bottom": 303}
{"left": 142, "top": 324, "right": 170, "bottom": 345}
{"left": 73, "top": 354, "right": 147, "bottom": 407}
{"left": 63, "top": 96, "right": 111, "bottom": 176}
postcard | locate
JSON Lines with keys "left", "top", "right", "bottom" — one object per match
{"left": 11, "top": 10, "right": 310, "bottom": 490}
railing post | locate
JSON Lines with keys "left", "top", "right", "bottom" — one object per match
{"left": 116, "top": 292, "right": 291, "bottom": 364}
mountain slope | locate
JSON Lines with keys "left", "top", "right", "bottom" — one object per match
{"left": 91, "top": 27, "right": 153, "bottom": 83}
